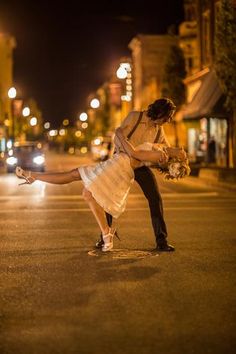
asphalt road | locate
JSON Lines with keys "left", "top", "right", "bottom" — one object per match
{"left": 0, "top": 152, "right": 236, "bottom": 354}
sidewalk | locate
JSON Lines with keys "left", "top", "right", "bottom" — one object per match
{"left": 190, "top": 166, "right": 236, "bottom": 192}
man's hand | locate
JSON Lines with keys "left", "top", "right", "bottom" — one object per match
{"left": 176, "top": 147, "right": 187, "bottom": 160}
{"left": 166, "top": 146, "right": 187, "bottom": 160}
{"left": 159, "top": 151, "right": 168, "bottom": 164}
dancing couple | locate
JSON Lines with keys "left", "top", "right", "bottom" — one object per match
{"left": 15, "top": 98, "right": 190, "bottom": 252}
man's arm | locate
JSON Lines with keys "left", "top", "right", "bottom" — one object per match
{"left": 115, "top": 128, "right": 168, "bottom": 163}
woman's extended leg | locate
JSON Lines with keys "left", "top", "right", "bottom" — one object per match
{"left": 18, "top": 168, "right": 81, "bottom": 184}
{"left": 82, "top": 188, "right": 116, "bottom": 251}
{"left": 82, "top": 188, "right": 109, "bottom": 235}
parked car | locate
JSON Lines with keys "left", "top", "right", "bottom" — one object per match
{"left": 6, "top": 141, "right": 46, "bottom": 173}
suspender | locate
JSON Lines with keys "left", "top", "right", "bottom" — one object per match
{"left": 127, "top": 111, "right": 162, "bottom": 143}
{"left": 127, "top": 111, "right": 143, "bottom": 140}
{"left": 154, "top": 127, "right": 161, "bottom": 143}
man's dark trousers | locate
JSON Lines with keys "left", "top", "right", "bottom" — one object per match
{"left": 105, "top": 165, "right": 168, "bottom": 246}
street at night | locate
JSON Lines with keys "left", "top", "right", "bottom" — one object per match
{"left": 1, "top": 0, "right": 236, "bottom": 353}
{"left": 0, "top": 152, "right": 235, "bottom": 354}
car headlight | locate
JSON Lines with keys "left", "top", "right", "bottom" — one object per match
{"left": 6, "top": 156, "right": 18, "bottom": 165}
{"left": 33, "top": 155, "right": 45, "bottom": 165}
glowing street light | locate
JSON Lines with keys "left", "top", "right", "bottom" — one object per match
{"left": 7, "top": 87, "right": 17, "bottom": 141}
{"left": 8, "top": 87, "right": 17, "bottom": 99}
{"left": 49, "top": 130, "right": 58, "bottom": 137}
{"left": 90, "top": 98, "right": 100, "bottom": 109}
{"left": 116, "top": 66, "right": 127, "bottom": 79}
{"left": 79, "top": 112, "right": 88, "bottom": 121}
{"left": 63, "top": 119, "right": 69, "bottom": 126}
{"left": 81, "top": 122, "right": 88, "bottom": 129}
{"left": 44, "top": 122, "right": 50, "bottom": 129}
{"left": 22, "top": 107, "right": 30, "bottom": 117}
{"left": 75, "top": 130, "right": 82, "bottom": 138}
{"left": 59, "top": 129, "right": 66, "bottom": 136}
{"left": 30, "top": 117, "right": 37, "bottom": 126}
{"left": 116, "top": 62, "right": 132, "bottom": 105}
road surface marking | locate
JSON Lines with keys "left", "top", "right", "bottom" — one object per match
{"left": 0, "top": 192, "right": 220, "bottom": 201}
{"left": 88, "top": 249, "right": 159, "bottom": 259}
{"left": 0, "top": 206, "right": 235, "bottom": 212}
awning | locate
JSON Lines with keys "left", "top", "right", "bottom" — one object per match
{"left": 182, "top": 69, "right": 222, "bottom": 120}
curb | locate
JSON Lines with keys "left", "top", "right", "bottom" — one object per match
{"left": 186, "top": 176, "right": 236, "bottom": 192}
{"left": 197, "top": 178, "right": 236, "bottom": 192}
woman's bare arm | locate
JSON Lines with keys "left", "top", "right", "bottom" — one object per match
{"left": 115, "top": 128, "right": 136, "bottom": 156}
{"left": 113, "top": 111, "right": 137, "bottom": 152}
{"left": 115, "top": 128, "right": 167, "bottom": 163}
{"left": 153, "top": 143, "right": 187, "bottom": 160}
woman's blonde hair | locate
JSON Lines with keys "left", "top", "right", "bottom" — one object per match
{"left": 156, "top": 157, "right": 191, "bottom": 180}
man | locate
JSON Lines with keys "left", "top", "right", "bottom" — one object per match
{"left": 91, "top": 98, "right": 186, "bottom": 251}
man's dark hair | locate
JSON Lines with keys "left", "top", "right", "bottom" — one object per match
{"left": 147, "top": 98, "right": 176, "bottom": 122}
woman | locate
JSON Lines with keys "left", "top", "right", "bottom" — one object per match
{"left": 15, "top": 128, "right": 190, "bottom": 252}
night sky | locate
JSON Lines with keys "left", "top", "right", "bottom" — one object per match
{"left": 0, "top": 0, "right": 184, "bottom": 127}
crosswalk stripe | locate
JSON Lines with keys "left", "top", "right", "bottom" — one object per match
{"left": 0, "top": 206, "right": 235, "bottom": 213}
{"left": 0, "top": 192, "right": 221, "bottom": 201}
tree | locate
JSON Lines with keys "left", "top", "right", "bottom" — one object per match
{"left": 214, "top": 0, "right": 236, "bottom": 167}
{"left": 162, "top": 44, "right": 186, "bottom": 146}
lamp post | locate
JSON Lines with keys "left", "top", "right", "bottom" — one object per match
{"left": 116, "top": 62, "right": 132, "bottom": 122}
{"left": 7, "top": 87, "right": 17, "bottom": 142}
{"left": 89, "top": 98, "right": 101, "bottom": 137}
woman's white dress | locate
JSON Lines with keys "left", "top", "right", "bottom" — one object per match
{"left": 78, "top": 142, "right": 154, "bottom": 218}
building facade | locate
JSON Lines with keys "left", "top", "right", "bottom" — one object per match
{"left": 128, "top": 34, "right": 179, "bottom": 111}
{"left": 0, "top": 32, "right": 16, "bottom": 154}
{"left": 180, "top": 0, "right": 229, "bottom": 166}
{"left": 128, "top": 34, "right": 180, "bottom": 145}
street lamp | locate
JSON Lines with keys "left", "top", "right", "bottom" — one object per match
{"left": 116, "top": 62, "right": 132, "bottom": 122}
{"left": 63, "top": 119, "right": 69, "bottom": 126}
{"left": 22, "top": 106, "right": 30, "bottom": 117}
{"left": 7, "top": 86, "right": 17, "bottom": 141}
{"left": 90, "top": 98, "right": 100, "bottom": 109}
{"left": 116, "top": 62, "right": 132, "bottom": 102}
{"left": 8, "top": 87, "right": 17, "bottom": 99}
{"left": 44, "top": 122, "right": 50, "bottom": 129}
{"left": 116, "top": 66, "right": 127, "bottom": 79}
{"left": 79, "top": 112, "right": 88, "bottom": 121}
{"left": 30, "top": 117, "right": 37, "bottom": 126}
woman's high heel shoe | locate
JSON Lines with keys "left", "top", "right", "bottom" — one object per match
{"left": 15, "top": 166, "right": 35, "bottom": 186}
{"left": 102, "top": 228, "right": 117, "bottom": 252}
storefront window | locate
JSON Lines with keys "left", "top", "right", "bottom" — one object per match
{"left": 187, "top": 118, "right": 207, "bottom": 163}
{"left": 209, "top": 117, "right": 227, "bottom": 166}
{"left": 188, "top": 129, "right": 197, "bottom": 161}
{"left": 186, "top": 117, "right": 228, "bottom": 166}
